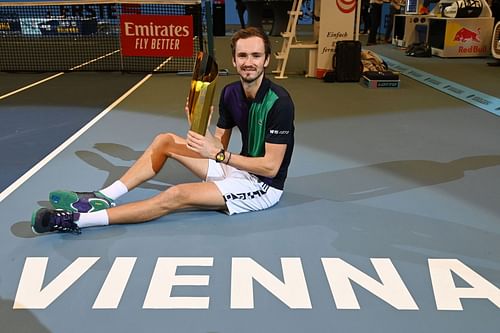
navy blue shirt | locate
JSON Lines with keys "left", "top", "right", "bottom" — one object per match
{"left": 217, "top": 77, "right": 295, "bottom": 190}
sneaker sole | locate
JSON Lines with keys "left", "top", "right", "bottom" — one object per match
{"left": 49, "top": 190, "right": 80, "bottom": 213}
{"left": 49, "top": 190, "right": 113, "bottom": 213}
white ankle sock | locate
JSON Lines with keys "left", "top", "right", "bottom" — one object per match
{"left": 75, "top": 210, "right": 109, "bottom": 228}
{"left": 99, "top": 180, "right": 128, "bottom": 200}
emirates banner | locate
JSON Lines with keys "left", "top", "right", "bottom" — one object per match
{"left": 120, "top": 14, "right": 193, "bottom": 57}
{"left": 316, "top": 0, "right": 357, "bottom": 77}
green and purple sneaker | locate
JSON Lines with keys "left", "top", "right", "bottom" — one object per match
{"left": 49, "top": 190, "right": 115, "bottom": 213}
{"left": 31, "top": 208, "right": 81, "bottom": 234}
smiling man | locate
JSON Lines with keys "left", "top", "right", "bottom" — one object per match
{"left": 31, "top": 27, "right": 295, "bottom": 234}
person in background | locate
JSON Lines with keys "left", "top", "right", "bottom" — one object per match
{"left": 235, "top": 0, "right": 247, "bottom": 29}
{"left": 361, "top": 0, "right": 371, "bottom": 34}
{"left": 367, "top": 0, "right": 383, "bottom": 45}
{"left": 491, "top": 0, "right": 500, "bottom": 23}
{"left": 385, "top": 0, "right": 403, "bottom": 43}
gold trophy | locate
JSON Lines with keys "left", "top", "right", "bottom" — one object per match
{"left": 187, "top": 51, "right": 219, "bottom": 135}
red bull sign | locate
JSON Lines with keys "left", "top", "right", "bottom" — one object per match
{"left": 433, "top": 18, "right": 494, "bottom": 57}
{"left": 120, "top": 14, "right": 193, "bottom": 57}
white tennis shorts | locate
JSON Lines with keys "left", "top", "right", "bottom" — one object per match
{"left": 206, "top": 159, "right": 283, "bottom": 215}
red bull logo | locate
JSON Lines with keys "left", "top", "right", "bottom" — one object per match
{"left": 458, "top": 45, "right": 488, "bottom": 54}
{"left": 453, "top": 28, "right": 481, "bottom": 43}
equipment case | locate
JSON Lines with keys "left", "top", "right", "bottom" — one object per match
{"left": 334, "top": 40, "right": 362, "bottom": 82}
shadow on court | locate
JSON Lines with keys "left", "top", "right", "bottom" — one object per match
{"left": 76, "top": 143, "right": 500, "bottom": 203}
{"left": 75, "top": 143, "right": 200, "bottom": 191}
{"left": 0, "top": 297, "right": 51, "bottom": 333}
{"left": 286, "top": 155, "right": 500, "bottom": 202}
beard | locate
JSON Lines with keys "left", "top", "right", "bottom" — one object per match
{"left": 239, "top": 66, "right": 264, "bottom": 84}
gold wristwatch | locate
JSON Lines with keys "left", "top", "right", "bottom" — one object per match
{"left": 215, "top": 149, "right": 225, "bottom": 163}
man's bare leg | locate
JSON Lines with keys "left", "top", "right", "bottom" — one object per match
{"left": 107, "top": 181, "right": 226, "bottom": 224}
{"left": 34, "top": 132, "right": 224, "bottom": 233}
{"left": 119, "top": 132, "right": 208, "bottom": 190}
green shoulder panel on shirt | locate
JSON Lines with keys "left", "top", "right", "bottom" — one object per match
{"left": 247, "top": 90, "right": 279, "bottom": 157}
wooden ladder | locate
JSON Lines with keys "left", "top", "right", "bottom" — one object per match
{"left": 273, "top": 0, "right": 318, "bottom": 79}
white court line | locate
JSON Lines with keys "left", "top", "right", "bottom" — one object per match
{"left": 70, "top": 49, "right": 121, "bottom": 71}
{"left": 0, "top": 57, "right": 174, "bottom": 203}
{"left": 0, "top": 72, "right": 65, "bottom": 101}
{"left": 0, "top": 49, "right": 120, "bottom": 101}
{"left": 0, "top": 74, "right": 151, "bottom": 203}
{"left": 153, "top": 57, "right": 173, "bottom": 72}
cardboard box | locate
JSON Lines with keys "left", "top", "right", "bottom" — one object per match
{"left": 362, "top": 76, "right": 400, "bottom": 88}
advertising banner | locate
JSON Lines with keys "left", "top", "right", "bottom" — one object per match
{"left": 39, "top": 18, "right": 98, "bottom": 35}
{"left": 120, "top": 14, "right": 193, "bottom": 57}
{"left": 316, "top": 0, "right": 357, "bottom": 77}
{"left": 0, "top": 18, "right": 21, "bottom": 33}
{"left": 443, "top": 20, "right": 493, "bottom": 56}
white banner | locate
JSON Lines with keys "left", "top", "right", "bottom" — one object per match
{"left": 316, "top": 0, "right": 358, "bottom": 77}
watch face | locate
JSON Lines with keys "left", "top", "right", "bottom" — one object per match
{"left": 216, "top": 151, "right": 225, "bottom": 162}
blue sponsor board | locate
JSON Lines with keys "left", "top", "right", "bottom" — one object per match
{"left": 0, "top": 17, "right": 21, "bottom": 33}
{"left": 16, "top": 17, "right": 97, "bottom": 35}
{"left": 37, "top": 17, "right": 97, "bottom": 35}
{"left": 0, "top": 3, "right": 184, "bottom": 36}
{"left": 382, "top": 56, "right": 500, "bottom": 116}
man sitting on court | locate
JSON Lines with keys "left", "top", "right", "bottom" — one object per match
{"left": 31, "top": 27, "right": 295, "bottom": 234}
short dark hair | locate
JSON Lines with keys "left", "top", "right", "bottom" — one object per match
{"left": 230, "top": 27, "right": 271, "bottom": 60}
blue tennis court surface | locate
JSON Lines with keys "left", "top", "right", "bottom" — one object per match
{"left": 1, "top": 59, "right": 499, "bottom": 332}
